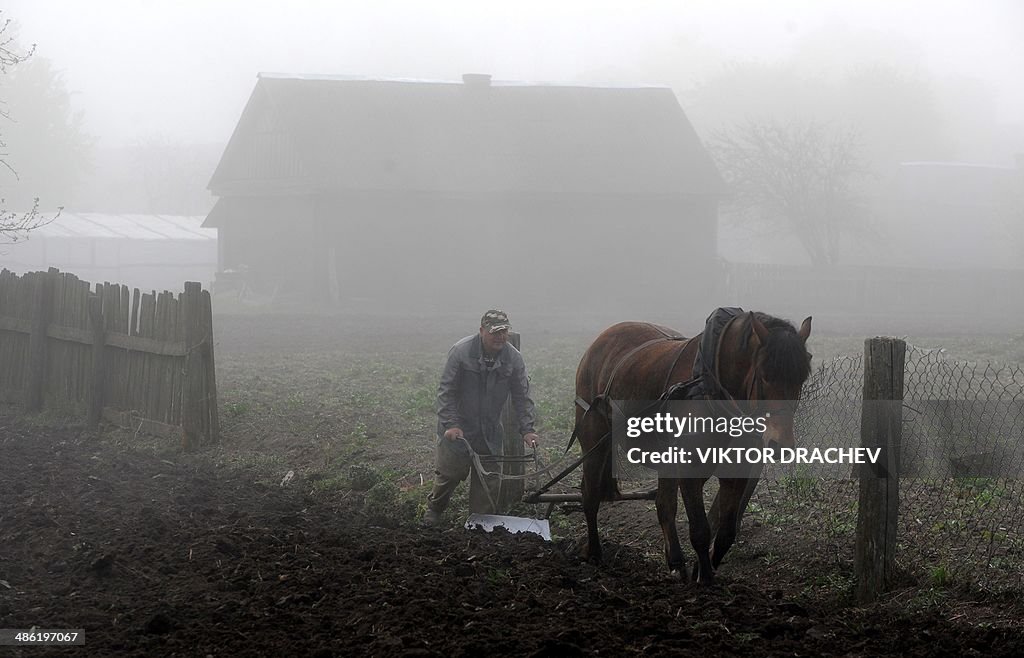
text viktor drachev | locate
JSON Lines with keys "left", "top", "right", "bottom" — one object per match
{"left": 610, "top": 400, "right": 882, "bottom": 475}
{"left": 625, "top": 445, "right": 882, "bottom": 467}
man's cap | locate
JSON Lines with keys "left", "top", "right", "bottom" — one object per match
{"left": 480, "top": 309, "right": 511, "bottom": 333}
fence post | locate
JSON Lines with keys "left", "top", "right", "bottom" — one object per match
{"left": 24, "top": 271, "right": 55, "bottom": 412}
{"left": 855, "top": 336, "right": 906, "bottom": 603}
{"left": 87, "top": 294, "right": 106, "bottom": 427}
{"left": 181, "top": 282, "right": 203, "bottom": 450}
{"left": 499, "top": 331, "right": 524, "bottom": 511}
{"left": 201, "top": 289, "right": 220, "bottom": 444}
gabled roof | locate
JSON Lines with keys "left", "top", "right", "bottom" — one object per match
{"left": 208, "top": 73, "right": 728, "bottom": 198}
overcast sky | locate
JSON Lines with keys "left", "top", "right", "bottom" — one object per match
{"left": 4, "top": 0, "right": 1023, "bottom": 147}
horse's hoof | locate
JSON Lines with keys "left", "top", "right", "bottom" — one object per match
{"left": 668, "top": 568, "right": 686, "bottom": 582}
{"left": 579, "top": 545, "right": 602, "bottom": 564}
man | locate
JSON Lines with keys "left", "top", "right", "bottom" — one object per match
{"left": 423, "top": 310, "right": 541, "bottom": 525}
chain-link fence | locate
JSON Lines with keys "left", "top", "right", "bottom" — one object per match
{"left": 750, "top": 345, "right": 1024, "bottom": 591}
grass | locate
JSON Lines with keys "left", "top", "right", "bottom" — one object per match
{"left": 798, "top": 571, "right": 855, "bottom": 603}
{"left": 223, "top": 400, "right": 253, "bottom": 418}
{"left": 403, "top": 382, "right": 436, "bottom": 416}
{"left": 931, "top": 564, "right": 952, "bottom": 587}
{"left": 954, "top": 477, "right": 1007, "bottom": 508}
{"left": 904, "top": 586, "right": 951, "bottom": 611}
{"left": 20, "top": 400, "right": 86, "bottom": 429}
{"left": 778, "top": 464, "right": 820, "bottom": 499}
{"left": 824, "top": 508, "right": 856, "bottom": 536}
{"left": 485, "top": 567, "right": 513, "bottom": 586}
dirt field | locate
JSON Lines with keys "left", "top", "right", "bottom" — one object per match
{"left": 3, "top": 311, "right": 1024, "bottom": 656}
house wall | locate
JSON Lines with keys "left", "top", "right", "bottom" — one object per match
{"left": 217, "top": 195, "right": 320, "bottom": 294}
{"left": 314, "top": 192, "right": 719, "bottom": 314}
{"left": 216, "top": 191, "right": 720, "bottom": 313}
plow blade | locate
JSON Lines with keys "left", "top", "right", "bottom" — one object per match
{"left": 465, "top": 514, "right": 551, "bottom": 541}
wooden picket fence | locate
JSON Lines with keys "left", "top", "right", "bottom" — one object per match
{"left": 0, "top": 267, "right": 219, "bottom": 449}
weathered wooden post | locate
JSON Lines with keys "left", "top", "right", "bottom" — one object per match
{"left": 499, "top": 331, "right": 524, "bottom": 511}
{"left": 25, "top": 270, "right": 55, "bottom": 412}
{"left": 201, "top": 289, "right": 220, "bottom": 444}
{"left": 86, "top": 294, "right": 106, "bottom": 428}
{"left": 855, "top": 337, "right": 906, "bottom": 603}
{"left": 181, "top": 282, "right": 203, "bottom": 450}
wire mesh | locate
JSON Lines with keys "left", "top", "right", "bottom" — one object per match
{"left": 748, "top": 345, "right": 1024, "bottom": 591}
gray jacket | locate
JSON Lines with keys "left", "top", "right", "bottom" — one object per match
{"left": 436, "top": 334, "right": 537, "bottom": 457}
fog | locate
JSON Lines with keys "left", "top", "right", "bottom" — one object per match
{"left": 6, "top": 0, "right": 1024, "bottom": 146}
{"left": 2, "top": 0, "right": 1023, "bottom": 332}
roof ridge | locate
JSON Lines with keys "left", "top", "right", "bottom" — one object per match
{"left": 256, "top": 71, "right": 669, "bottom": 90}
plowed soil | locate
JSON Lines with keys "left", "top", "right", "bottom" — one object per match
{"left": 3, "top": 418, "right": 1023, "bottom": 657}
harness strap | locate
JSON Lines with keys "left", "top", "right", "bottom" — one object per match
{"left": 662, "top": 336, "right": 697, "bottom": 393}
{"left": 700, "top": 313, "right": 750, "bottom": 416}
{"left": 600, "top": 329, "right": 687, "bottom": 402}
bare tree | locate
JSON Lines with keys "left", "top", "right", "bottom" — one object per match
{"left": 0, "top": 13, "right": 58, "bottom": 243}
{"left": 0, "top": 14, "right": 34, "bottom": 174}
{"left": 1, "top": 199, "right": 58, "bottom": 244}
{"left": 711, "top": 119, "right": 873, "bottom": 266}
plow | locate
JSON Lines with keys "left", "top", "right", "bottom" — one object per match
{"left": 459, "top": 434, "right": 657, "bottom": 541}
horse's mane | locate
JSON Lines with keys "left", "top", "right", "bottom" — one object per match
{"left": 751, "top": 312, "right": 812, "bottom": 386}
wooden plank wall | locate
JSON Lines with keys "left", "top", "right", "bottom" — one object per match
{"left": 0, "top": 269, "right": 31, "bottom": 401}
{"left": 0, "top": 268, "right": 219, "bottom": 449}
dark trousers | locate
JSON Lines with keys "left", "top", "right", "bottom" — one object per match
{"left": 427, "top": 438, "right": 502, "bottom": 514}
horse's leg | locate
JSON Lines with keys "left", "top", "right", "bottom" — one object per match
{"left": 580, "top": 472, "right": 602, "bottom": 563}
{"left": 710, "top": 459, "right": 762, "bottom": 539}
{"left": 579, "top": 419, "right": 611, "bottom": 563}
{"left": 655, "top": 477, "right": 685, "bottom": 579}
{"left": 679, "top": 478, "right": 714, "bottom": 585}
{"left": 711, "top": 478, "right": 749, "bottom": 570}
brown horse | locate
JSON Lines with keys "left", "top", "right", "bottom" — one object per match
{"left": 574, "top": 311, "right": 812, "bottom": 584}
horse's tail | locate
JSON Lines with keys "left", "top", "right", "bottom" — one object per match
{"left": 575, "top": 395, "right": 621, "bottom": 501}
{"left": 565, "top": 395, "right": 593, "bottom": 453}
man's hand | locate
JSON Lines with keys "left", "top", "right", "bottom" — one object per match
{"left": 522, "top": 432, "right": 540, "bottom": 448}
{"left": 443, "top": 427, "right": 465, "bottom": 441}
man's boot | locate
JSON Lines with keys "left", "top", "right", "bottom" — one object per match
{"left": 422, "top": 507, "right": 441, "bottom": 527}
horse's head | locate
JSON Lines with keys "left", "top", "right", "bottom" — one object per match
{"left": 724, "top": 312, "right": 813, "bottom": 449}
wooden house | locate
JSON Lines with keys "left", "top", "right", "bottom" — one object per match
{"left": 205, "top": 73, "right": 728, "bottom": 312}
